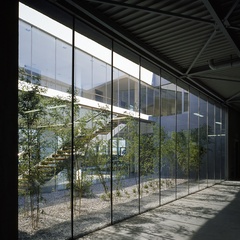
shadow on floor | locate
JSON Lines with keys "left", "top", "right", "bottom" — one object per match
{"left": 190, "top": 186, "right": 240, "bottom": 240}
{"left": 81, "top": 182, "right": 240, "bottom": 240}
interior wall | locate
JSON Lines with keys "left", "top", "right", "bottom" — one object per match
{"left": 228, "top": 108, "right": 240, "bottom": 180}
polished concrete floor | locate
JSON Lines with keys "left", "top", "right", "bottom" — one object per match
{"left": 80, "top": 181, "right": 240, "bottom": 240}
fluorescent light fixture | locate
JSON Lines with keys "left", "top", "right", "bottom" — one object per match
{"left": 193, "top": 113, "right": 204, "bottom": 117}
{"left": 215, "top": 122, "right": 222, "bottom": 125}
{"left": 208, "top": 134, "right": 225, "bottom": 137}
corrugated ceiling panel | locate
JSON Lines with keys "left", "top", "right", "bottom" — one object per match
{"left": 78, "top": 0, "right": 240, "bottom": 107}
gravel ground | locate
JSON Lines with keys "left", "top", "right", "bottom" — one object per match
{"left": 18, "top": 178, "right": 187, "bottom": 239}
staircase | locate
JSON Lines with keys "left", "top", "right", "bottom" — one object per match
{"left": 18, "top": 147, "right": 72, "bottom": 194}
{"left": 18, "top": 116, "right": 126, "bottom": 194}
{"left": 37, "top": 147, "right": 71, "bottom": 180}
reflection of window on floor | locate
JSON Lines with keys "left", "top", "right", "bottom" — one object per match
{"left": 95, "top": 89, "right": 103, "bottom": 102}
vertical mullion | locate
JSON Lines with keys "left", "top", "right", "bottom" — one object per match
{"left": 225, "top": 108, "right": 228, "bottom": 180}
{"left": 213, "top": 104, "right": 216, "bottom": 181}
{"left": 159, "top": 68, "right": 162, "bottom": 206}
{"left": 220, "top": 107, "right": 222, "bottom": 181}
{"left": 175, "top": 80, "right": 177, "bottom": 199}
{"left": 138, "top": 56, "right": 141, "bottom": 214}
{"left": 198, "top": 93, "right": 200, "bottom": 189}
{"left": 187, "top": 86, "right": 190, "bottom": 194}
{"left": 110, "top": 40, "right": 113, "bottom": 225}
{"left": 206, "top": 98, "right": 209, "bottom": 186}
{"left": 71, "top": 16, "right": 75, "bottom": 239}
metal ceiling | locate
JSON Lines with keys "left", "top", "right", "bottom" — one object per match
{"left": 49, "top": 0, "right": 240, "bottom": 111}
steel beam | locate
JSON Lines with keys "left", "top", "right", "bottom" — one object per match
{"left": 223, "top": 0, "right": 240, "bottom": 24}
{"left": 186, "top": 30, "right": 217, "bottom": 74}
{"left": 86, "top": 0, "right": 214, "bottom": 25}
{"left": 226, "top": 91, "right": 240, "bottom": 103}
{"left": 56, "top": 0, "right": 184, "bottom": 77}
{"left": 202, "top": 0, "right": 240, "bottom": 57}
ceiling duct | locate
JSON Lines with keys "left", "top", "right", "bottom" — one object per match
{"left": 209, "top": 58, "right": 240, "bottom": 70}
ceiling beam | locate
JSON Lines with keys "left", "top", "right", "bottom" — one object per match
{"left": 52, "top": 0, "right": 184, "bottom": 77}
{"left": 226, "top": 91, "right": 240, "bottom": 103}
{"left": 186, "top": 30, "right": 216, "bottom": 74}
{"left": 187, "top": 75, "right": 240, "bottom": 83}
{"left": 202, "top": 0, "right": 240, "bottom": 57}
{"left": 222, "top": 0, "right": 240, "bottom": 26}
{"left": 86, "top": 0, "right": 214, "bottom": 25}
{"left": 188, "top": 56, "right": 240, "bottom": 76}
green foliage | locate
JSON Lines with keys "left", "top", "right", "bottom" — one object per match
{"left": 115, "top": 190, "right": 122, "bottom": 197}
{"left": 100, "top": 192, "right": 111, "bottom": 201}
{"left": 163, "top": 125, "right": 209, "bottom": 177}
{"left": 18, "top": 69, "right": 50, "bottom": 228}
{"left": 72, "top": 106, "right": 113, "bottom": 196}
{"left": 71, "top": 177, "right": 93, "bottom": 198}
{"left": 120, "top": 116, "right": 165, "bottom": 178}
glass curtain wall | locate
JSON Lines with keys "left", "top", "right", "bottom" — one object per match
{"left": 160, "top": 72, "right": 177, "bottom": 204}
{"left": 189, "top": 88, "right": 200, "bottom": 193}
{"left": 18, "top": 3, "right": 228, "bottom": 239}
{"left": 221, "top": 108, "right": 226, "bottom": 180}
{"left": 215, "top": 105, "right": 222, "bottom": 183}
{"left": 140, "top": 59, "right": 161, "bottom": 211}
{"left": 207, "top": 100, "right": 216, "bottom": 186}
{"left": 18, "top": 5, "right": 73, "bottom": 239}
{"left": 73, "top": 19, "right": 112, "bottom": 236}
{"left": 199, "top": 93, "right": 208, "bottom": 190}
{"left": 176, "top": 82, "right": 189, "bottom": 198}
{"left": 112, "top": 43, "right": 140, "bottom": 222}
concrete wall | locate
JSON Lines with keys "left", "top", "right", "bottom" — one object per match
{"left": 0, "top": 1, "right": 18, "bottom": 239}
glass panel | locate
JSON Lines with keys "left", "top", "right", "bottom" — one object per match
{"left": 75, "top": 30, "right": 112, "bottom": 102}
{"left": 113, "top": 68, "right": 138, "bottom": 110}
{"left": 73, "top": 107, "right": 111, "bottom": 235}
{"left": 160, "top": 73, "right": 177, "bottom": 204}
{"left": 215, "top": 105, "right": 221, "bottom": 183}
{"left": 75, "top": 49, "right": 93, "bottom": 99}
{"left": 93, "top": 58, "right": 111, "bottom": 104}
{"left": 55, "top": 39, "right": 72, "bottom": 92}
{"left": 221, "top": 108, "right": 226, "bottom": 180}
{"left": 32, "top": 27, "right": 56, "bottom": 85}
{"left": 19, "top": 20, "right": 31, "bottom": 71}
{"left": 176, "top": 83, "right": 189, "bottom": 198}
{"left": 140, "top": 84, "right": 147, "bottom": 114}
{"left": 207, "top": 101, "right": 215, "bottom": 186}
{"left": 112, "top": 115, "right": 140, "bottom": 222}
{"left": 112, "top": 46, "right": 140, "bottom": 222}
{"left": 199, "top": 94, "right": 208, "bottom": 190}
{"left": 73, "top": 20, "right": 112, "bottom": 236}
{"left": 189, "top": 88, "right": 199, "bottom": 193}
{"left": 18, "top": 7, "right": 72, "bottom": 239}
{"left": 113, "top": 43, "right": 139, "bottom": 79}
{"left": 139, "top": 63, "right": 160, "bottom": 211}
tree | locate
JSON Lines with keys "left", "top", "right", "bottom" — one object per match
{"left": 119, "top": 116, "right": 166, "bottom": 195}
{"left": 164, "top": 125, "right": 208, "bottom": 179}
{"left": 18, "top": 68, "right": 49, "bottom": 228}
